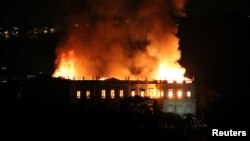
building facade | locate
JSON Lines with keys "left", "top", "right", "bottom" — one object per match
{"left": 70, "top": 78, "right": 195, "bottom": 115}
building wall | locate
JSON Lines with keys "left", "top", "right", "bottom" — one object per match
{"left": 163, "top": 99, "right": 196, "bottom": 115}
{"left": 70, "top": 79, "right": 196, "bottom": 115}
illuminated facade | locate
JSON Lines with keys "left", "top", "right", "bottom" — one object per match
{"left": 70, "top": 78, "right": 196, "bottom": 115}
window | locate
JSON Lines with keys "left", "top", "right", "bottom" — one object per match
{"left": 149, "top": 88, "right": 154, "bottom": 98}
{"left": 177, "top": 90, "right": 182, "bottom": 99}
{"left": 161, "top": 91, "right": 164, "bottom": 98}
{"left": 131, "top": 90, "right": 135, "bottom": 97}
{"left": 187, "top": 91, "right": 191, "bottom": 98}
{"left": 86, "top": 91, "right": 90, "bottom": 99}
{"left": 168, "top": 90, "right": 173, "bottom": 99}
{"left": 140, "top": 90, "right": 145, "bottom": 97}
{"left": 76, "top": 90, "right": 81, "bottom": 99}
{"left": 157, "top": 91, "right": 160, "bottom": 98}
{"left": 101, "top": 90, "right": 106, "bottom": 99}
{"left": 111, "top": 89, "right": 115, "bottom": 99}
{"left": 119, "top": 90, "right": 124, "bottom": 98}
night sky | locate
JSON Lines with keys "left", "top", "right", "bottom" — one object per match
{"left": 186, "top": 0, "right": 250, "bottom": 17}
{"left": 1, "top": 0, "right": 250, "bottom": 25}
{"left": 0, "top": 0, "right": 61, "bottom": 25}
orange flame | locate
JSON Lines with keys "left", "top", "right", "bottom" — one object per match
{"left": 53, "top": 52, "right": 191, "bottom": 82}
{"left": 157, "top": 63, "right": 186, "bottom": 82}
{"left": 53, "top": 50, "right": 75, "bottom": 80}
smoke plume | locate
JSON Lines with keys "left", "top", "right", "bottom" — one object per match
{"left": 54, "top": 0, "right": 187, "bottom": 80}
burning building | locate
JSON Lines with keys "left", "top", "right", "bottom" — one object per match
{"left": 70, "top": 78, "right": 195, "bottom": 115}
{"left": 52, "top": 0, "right": 195, "bottom": 115}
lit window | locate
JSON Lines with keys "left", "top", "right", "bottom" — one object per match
{"left": 187, "top": 91, "right": 191, "bottom": 98}
{"left": 101, "top": 90, "right": 106, "bottom": 99}
{"left": 131, "top": 90, "right": 135, "bottom": 97}
{"left": 177, "top": 90, "right": 182, "bottom": 99}
{"left": 119, "top": 90, "right": 124, "bottom": 98}
{"left": 149, "top": 88, "right": 154, "bottom": 98}
{"left": 140, "top": 90, "right": 145, "bottom": 97}
{"left": 154, "top": 91, "right": 157, "bottom": 98}
{"left": 161, "top": 91, "right": 164, "bottom": 97}
{"left": 168, "top": 90, "right": 173, "bottom": 99}
{"left": 86, "top": 91, "right": 90, "bottom": 99}
{"left": 111, "top": 89, "right": 115, "bottom": 99}
{"left": 157, "top": 91, "right": 160, "bottom": 98}
{"left": 77, "top": 91, "right": 81, "bottom": 99}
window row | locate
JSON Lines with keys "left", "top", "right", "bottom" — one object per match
{"left": 130, "top": 89, "right": 192, "bottom": 99}
{"left": 76, "top": 90, "right": 124, "bottom": 99}
{"left": 167, "top": 90, "right": 192, "bottom": 99}
{"left": 76, "top": 89, "right": 192, "bottom": 99}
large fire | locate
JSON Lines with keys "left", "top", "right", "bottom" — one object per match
{"left": 53, "top": 48, "right": 191, "bottom": 82}
{"left": 53, "top": 0, "right": 191, "bottom": 82}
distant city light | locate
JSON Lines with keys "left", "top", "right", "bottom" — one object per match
{"left": 27, "top": 75, "right": 36, "bottom": 79}
{"left": 0, "top": 26, "right": 57, "bottom": 39}
{"left": 1, "top": 66, "right": 7, "bottom": 70}
{"left": 0, "top": 80, "right": 7, "bottom": 83}
{"left": 50, "top": 28, "right": 55, "bottom": 33}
